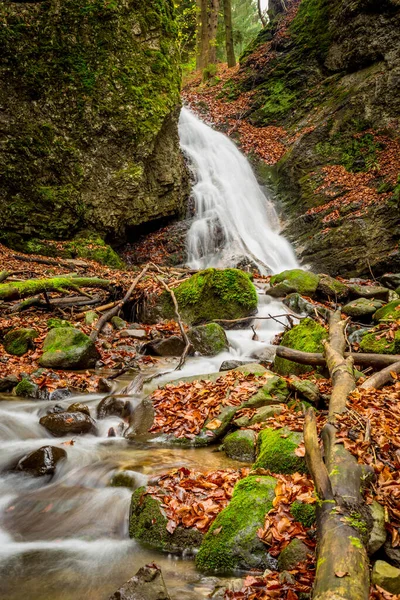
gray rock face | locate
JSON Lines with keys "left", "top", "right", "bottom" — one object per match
{"left": 0, "top": 375, "right": 19, "bottom": 392}
{"left": 277, "top": 539, "right": 309, "bottom": 571}
{"left": 368, "top": 501, "right": 387, "bottom": 555}
{"left": 97, "top": 396, "right": 130, "bottom": 419}
{"left": 120, "top": 329, "right": 147, "bottom": 340}
{"left": 348, "top": 284, "right": 390, "bottom": 302}
{"left": 142, "top": 336, "right": 186, "bottom": 357}
{"left": 15, "top": 445, "right": 67, "bottom": 477}
{"left": 39, "top": 327, "right": 100, "bottom": 370}
{"left": 109, "top": 565, "right": 170, "bottom": 600}
{"left": 342, "top": 298, "right": 384, "bottom": 319}
{"left": 39, "top": 412, "right": 96, "bottom": 436}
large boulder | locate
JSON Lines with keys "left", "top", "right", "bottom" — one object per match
{"left": 3, "top": 328, "right": 38, "bottom": 356}
{"left": 267, "top": 269, "right": 320, "bottom": 298}
{"left": 15, "top": 445, "right": 67, "bottom": 477}
{"left": 39, "top": 412, "right": 96, "bottom": 436}
{"left": 39, "top": 327, "right": 100, "bottom": 369}
{"left": 273, "top": 318, "right": 327, "bottom": 376}
{"left": 254, "top": 427, "right": 307, "bottom": 474}
{"left": 109, "top": 565, "right": 170, "bottom": 600}
{"left": 188, "top": 323, "right": 229, "bottom": 356}
{"left": 129, "top": 487, "right": 203, "bottom": 554}
{"left": 195, "top": 475, "right": 277, "bottom": 573}
{"left": 342, "top": 298, "right": 384, "bottom": 319}
{"left": 140, "top": 268, "right": 258, "bottom": 325}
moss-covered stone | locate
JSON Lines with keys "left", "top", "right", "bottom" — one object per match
{"left": 274, "top": 318, "right": 327, "bottom": 376}
{"left": 360, "top": 330, "right": 400, "bottom": 355}
{"left": 290, "top": 501, "right": 316, "bottom": 528}
{"left": 14, "top": 378, "right": 39, "bottom": 399}
{"left": 348, "top": 284, "right": 390, "bottom": 302}
{"left": 187, "top": 323, "right": 229, "bottom": 356}
{"left": 143, "top": 268, "right": 258, "bottom": 325}
{"left": 317, "top": 274, "right": 349, "bottom": 300}
{"left": 244, "top": 375, "right": 290, "bottom": 408}
{"left": 110, "top": 470, "right": 141, "bottom": 491}
{"left": 234, "top": 404, "right": 284, "bottom": 428}
{"left": 222, "top": 430, "right": 256, "bottom": 462}
{"left": 196, "top": 475, "right": 277, "bottom": 573}
{"left": 3, "top": 328, "right": 38, "bottom": 357}
{"left": 288, "top": 378, "right": 319, "bottom": 404}
{"left": 84, "top": 311, "right": 98, "bottom": 326}
{"left": 342, "top": 298, "right": 384, "bottom": 319}
{"left": 254, "top": 427, "right": 307, "bottom": 474}
{"left": 129, "top": 487, "right": 203, "bottom": 553}
{"left": 39, "top": 327, "right": 100, "bottom": 369}
{"left": 110, "top": 316, "right": 127, "bottom": 330}
{"left": 268, "top": 269, "right": 320, "bottom": 298}
{"left": 277, "top": 538, "right": 309, "bottom": 572}
{"left": 373, "top": 300, "right": 400, "bottom": 323}
{"left": 47, "top": 318, "right": 73, "bottom": 329}
{"left": 372, "top": 561, "right": 400, "bottom": 595}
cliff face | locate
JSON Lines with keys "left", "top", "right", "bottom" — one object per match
{"left": 0, "top": 0, "right": 189, "bottom": 251}
{"left": 234, "top": 0, "right": 400, "bottom": 276}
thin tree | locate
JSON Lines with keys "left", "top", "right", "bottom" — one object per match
{"left": 198, "top": 0, "right": 209, "bottom": 69}
{"left": 223, "top": 0, "right": 236, "bottom": 67}
{"left": 207, "top": 0, "right": 220, "bottom": 65}
{"left": 257, "top": 0, "right": 267, "bottom": 26}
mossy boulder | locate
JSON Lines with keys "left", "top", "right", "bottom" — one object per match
{"left": 187, "top": 323, "right": 229, "bottom": 356}
{"left": 111, "top": 316, "right": 127, "bottom": 330}
{"left": 274, "top": 318, "right": 327, "bottom": 376}
{"left": 142, "top": 268, "right": 258, "bottom": 325}
{"left": 110, "top": 470, "right": 143, "bottom": 491}
{"left": 373, "top": 300, "right": 400, "bottom": 323}
{"left": 290, "top": 501, "right": 316, "bottom": 528}
{"left": 267, "top": 270, "right": 320, "bottom": 298}
{"left": 277, "top": 538, "right": 309, "bottom": 571}
{"left": 317, "top": 275, "right": 349, "bottom": 300}
{"left": 3, "top": 328, "right": 38, "bottom": 356}
{"left": 47, "top": 318, "right": 73, "bottom": 329}
{"left": 360, "top": 330, "right": 400, "bottom": 355}
{"left": 288, "top": 378, "right": 320, "bottom": 404}
{"left": 196, "top": 475, "right": 277, "bottom": 574}
{"left": 372, "top": 561, "right": 400, "bottom": 595}
{"left": 244, "top": 374, "right": 289, "bottom": 408}
{"left": 14, "top": 378, "right": 39, "bottom": 399}
{"left": 222, "top": 430, "right": 256, "bottom": 462}
{"left": 129, "top": 487, "right": 203, "bottom": 554}
{"left": 342, "top": 298, "right": 384, "bottom": 319}
{"left": 85, "top": 311, "right": 98, "bottom": 326}
{"left": 39, "top": 327, "right": 100, "bottom": 369}
{"left": 254, "top": 427, "right": 307, "bottom": 474}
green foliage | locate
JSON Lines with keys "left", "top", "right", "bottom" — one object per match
{"left": 316, "top": 133, "right": 384, "bottom": 173}
{"left": 290, "top": 0, "right": 334, "bottom": 61}
{"left": 290, "top": 501, "right": 316, "bottom": 527}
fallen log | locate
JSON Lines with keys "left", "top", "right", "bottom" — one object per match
{"left": 360, "top": 359, "right": 400, "bottom": 390}
{"left": 0, "top": 270, "right": 11, "bottom": 283}
{"left": 304, "top": 311, "right": 372, "bottom": 600}
{"left": 90, "top": 265, "right": 150, "bottom": 341}
{"left": 11, "top": 294, "right": 104, "bottom": 313}
{"left": 12, "top": 254, "right": 89, "bottom": 269}
{"left": 0, "top": 277, "right": 111, "bottom": 302}
{"left": 275, "top": 345, "right": 400, "bottom": 369}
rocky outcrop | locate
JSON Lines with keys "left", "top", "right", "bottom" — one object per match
{"left": 0, "top": 0, "right": 188, "bottom": 252}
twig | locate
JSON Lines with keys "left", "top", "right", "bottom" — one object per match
{"left": 213, "top": 313, "right": 295, "bottom": 325}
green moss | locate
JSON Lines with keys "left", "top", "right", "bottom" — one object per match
{"left": 360, "top": 330, "right": 400, "bottom": 355}
{"left": 274, "top": 318, "right": 327, "bottom": 376}
{"left": 244, "top": 375, "right": 289, "bottom": 408}
{"left": 129, "top": 487, "right": 203, "bottom": 553}
{"left": 315, "top": 133, "right": 384, "bottom": 174}
{"left": 39, "top": 326, "right": 99, "bottom": 369}
{"left": 222, "top": 429, "right": 256, "bottom": 462}
{"left": 270, "top": 269, "right": 320, "bottom": 295}
{"left": 254, "top": 427, "right": 307, "bottom": 474}
{"left": 160, "top": 268, "right": 258, "bottom": 325}
{"left": 3, "top": 328, "right": 38, "bottom": 356}
{"left": 196, "top": 475, "right": 276, "bottom": 573}
{"left": 14, "top": 378, "right": 38, "bottom": 398}
{"left": 344, "top": 512, "right": 368, "bottom": 537}
{"left": 47, "top": 318, "right": 73, "bottom": 329}
{"left": 290, "top": 0, "right": 335, "bottom": 62}
{"left": 349, "top": 536, "right": 363, "bottom": 549}
{"left": 373, "top": 300, "right": 400, "bottom": 322}
{"left": 290, "top": 501, "right": 316, "bottom": 527}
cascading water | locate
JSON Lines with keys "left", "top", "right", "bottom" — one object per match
{"left": 179, "top": 107, "right": 298, "bottom": 273}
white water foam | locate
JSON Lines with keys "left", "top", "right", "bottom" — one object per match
{"left": 179, "top": 107, "right": 298, "bottom": 274}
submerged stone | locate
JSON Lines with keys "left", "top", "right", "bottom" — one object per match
{"left": 3, "top": 328, "right": 38, "bottom": 357}
{"left": 39, "top": 327, "right": 100, "bottom": 369}
{"left": 196, "top": 475, "right": 277, "bottom": 574}
{"left": 109, "top": 565, "right": 170, "bottom": 600}
{"left": 39, "top": 412, "right": 96, "bottom": 436}
{"left": 188, "top": 323, "right": 229, "bottom": 356}
{"left": 254, "top": 427, "right": 307, "bottom": 474}
{"left": 222, "top": 430, "right": 256, "bottom": 462}
{"left": 15, "top": 445, "right": 67, "bottom": 477}
{"left": 273, "top": 318, "right": 326, "bottom": 376}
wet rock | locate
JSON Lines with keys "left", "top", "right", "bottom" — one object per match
{"left": 250, "top": 346, "right": 276, "bottom": 363}
{"left": 283, "top": 293, "right": 330, "bottom": 319}
{"left": 222, "top": 430, "right": 256, "bottom": 462}
{"left": 13, "top": 378, "right": 39, "bottom": 399}
{"left": 15, "top": 445, "right": 67, "bottom": 477}
{"left": 254, "top": 427, "right": 307, "bottom": 474}
{"left": 39, "top": 327, "right": 100, "bottom": 370}
{"left": 348, "top": 327, "right": 369, "bottom": 345}
{"left": 120, "top": 329, "right": 147, "bottom": 340}
{"left": 316, "top": 274, "right": 349, "bottom": 300}
{"left": 48, "top": 388, "right": 72, "bottom": 403}
{"left": 380, "top": 273, "right": 400, "bottom": 290}
{"left": 39, "top": 412, "right": 96, "bottom": 436}
{"left": 342, "top": 298, "right": 384, "bottom": 319}
{"left": 273, "top": 318, "right": 326, "bottom": 377}
{"left": 3, "top": 328, "right": 38, "bottom": 356}
{"left": 196, "top": 475, "right": 278, "bottom": 573}
{"left": 267, "top": 269, "right": 320, "bottom": 298}
{"left": 67, "top": 402, "right": 91, "bottom": 416}
{"left": 97, "top": 395, "right": 130, "bottom": 419}
{"left": 373, "top": 300, "right": 400, "bottom": 323}
{"left": 84, "top": 311, "right": 98, "bottom": 326}
{"left": 368, "top": 501, "right": 387, "bottom": 555}
{"left": 187, "top": 323, "right": 229, "bottom": 356}
{"left": 142, "top": 336, "right": 186, "bottom": 357}
{"left": 46, "top": 404, "right": 65, "bottom": 415}
{"left": 111, "top": 316, "right": 127, "bottom": 330}
{"left": 348, "top": 284, "right": 390, "bottom": 302}
{"left": 110, "top": 470, "right": 145, "bottom": 491}
{"left": 109, "top": 564, "right": 170, "bottom": 600}
{"left": 130, "top": 487, "right": 203, "bottom": 554}
{"left": 97, "top": 378, "right": 114, "bottom": 393}
{"left": 0, "top": 374, "right": 19, "bottom": 392}
{"left": 219, "top": 360, "right": 250, "bottom": 371}
{"left": 372, "top": 560, "right": 400, "bottom": 595}
{"left": 278, "top": 539, "right": 309, "bottom": 571}
{"left": 288, "top": 378, "right": 320, "bottom": 404}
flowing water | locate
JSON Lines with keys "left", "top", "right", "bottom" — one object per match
{"left": 179, "top": 107, "right": 298, "bottom": 274}
{"left": 0, "top": 109, "right": 298, "bottom": 599}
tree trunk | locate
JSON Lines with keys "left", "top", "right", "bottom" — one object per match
{"left": 275, "top": 345, "right": 400, "bottom": 369}
{"left": 0, "top": 277, "right": 111, "bottom": 302}
{"left": 198, "top": 0, "right": 209, "bottom": 70}
{"left": 223, "top": 0, "right": 236, "bottom": 67}
{"left": 207, "top": 0, "right": 220, "bottom": 65}
{"left": 195, "top": 0, "right": 203, "bottom": 69}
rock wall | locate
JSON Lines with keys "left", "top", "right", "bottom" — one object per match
{"left": 0, "top": 0, "right": 189, "bottom": 250}
{"left": 239, "top": 0, "right": 400, "bottom": 276}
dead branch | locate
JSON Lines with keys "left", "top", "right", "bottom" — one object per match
{"left": 0, "top": 276, "right": 111, "bottom": 302}
{"left": 0, "top": 270, "right": 11, "bottom": 283}
{"left": 303, "top": 407, "right": 333, "bottom": 501}
{"left": 90, "top": 265, "right": 150, "bottom": 342}
{"left": 360, "top": 359, "right": 400, "bottom": 390}
{"left": 11, "top": 253, "right": 89, "bottom": 270}
{"left": 275, "top": 346, "right": 400, "bottom": 369}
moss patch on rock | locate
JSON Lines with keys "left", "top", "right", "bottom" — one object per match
{"left": 187, "top": 323, "right": 229, "bottom": 356}
{"left": 360, "top": 330, "right": 400, "bottom": 355}
{"left": 196, "top": 475, "right": 276, "bottom": 573}
{"left": 129, "top": 487, "right": 203, "bottom": 553}
{"left": 290, "top": 501, "right": 316, "bottom": 528}
{"left": 3, "top": 328, "right": 38, "bottom": 356}
{"left": 222, "top": 429, "right": 256, "bottom": 462}
{"left": 254, "top": 427, "right": 307, "bottom": 474}
{"left": 268, "top": 269, "right": 320, "bottom": 298}
{"left": 274, "top": 318, "right": 327, "bottom": 376}
{"left": 39, "top": 326, "right": 99, "bottom": 369}
{"left": 373, "top": 300, "right": 400, "bottom": 323}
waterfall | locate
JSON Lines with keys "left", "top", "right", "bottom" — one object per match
{"left": 179, "top": 107, "right": 298, "bottom": 274}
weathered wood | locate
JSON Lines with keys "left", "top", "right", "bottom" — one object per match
{"left": 275, "top": 345, "right": 400, "bottom": 369}
{"left": 360, "top": 360, "right": 400, "bottom": 390}
{"left": 0, "top": 271, "right": 11, "bottom": 283}
{"left": 303, "top": 408, "right": 333, "bottom": 501}
{"left": 12, "top": 254, "right": 89, "bottom": 269}
{"left": 0, "top": 277, "right": 111, "bottom": 302}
